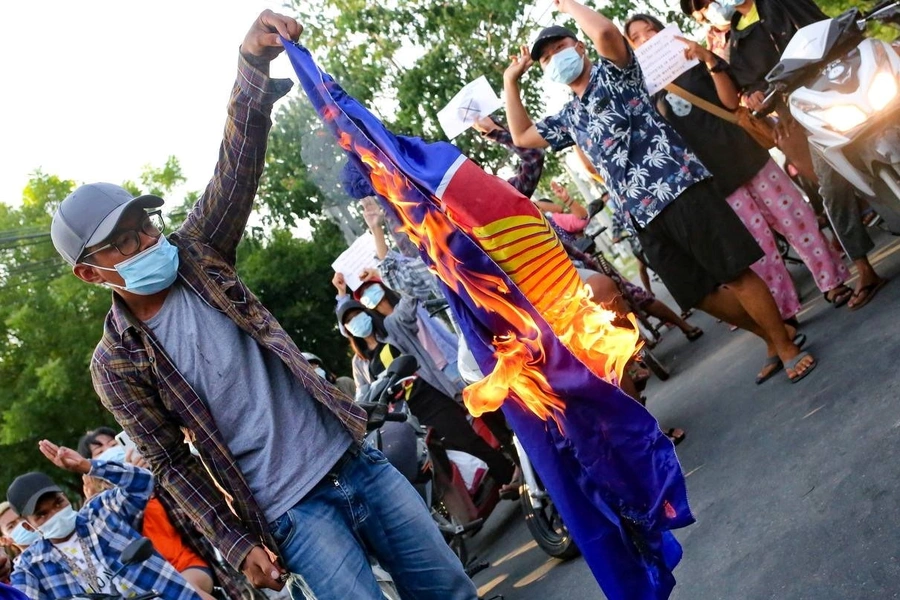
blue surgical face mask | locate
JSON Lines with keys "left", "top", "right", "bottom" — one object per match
{"left": 705, "top": 0, "right": 742, "bottom": 26}
{"left": 360, "top": 285, "right": 386, "bottom": 309}
{"left": 545, "top": 46, "right": 586, "bottom": 85}
{"left": 93, "top": 235, "right": 179, "bottom": 295}
{"left": 37, "top": 505, "right": 78, "bottom": 540}
{"left": 314, "top": 367, "right": 327, "bottom": 379}
{"left": 346, "top": 312, "right": 374, "bottom": 338}
{"left": 11, "top": 522, "right": 41, "bottom": 547}
{"left": 96, "top": 445, "right": 127, "bottom": 464}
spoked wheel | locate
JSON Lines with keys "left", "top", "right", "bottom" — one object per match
{"left": 520, "top": 476, "right": 580, "bottom": 560}
{"left": 639, "top": 348, "right": 670, "bottom": 381}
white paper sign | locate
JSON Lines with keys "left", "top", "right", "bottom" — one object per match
{"left": 634, "top": 25, "right": 699, "bottom": 95}
{"left": 331, "top": 232, "right": 380, "bottom": 292}
{"left": 437, "top": 76, "right": 504, "bottom": 140}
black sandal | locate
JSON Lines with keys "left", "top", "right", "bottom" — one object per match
{"left": 848, "top": 279, "right": 887, "bottom": 311}
{"left": 665, "top": 428, "right": 686, "bottom": 446}
{"left": 685, "top": 327, "right": 704, "bottom": 342}
{"left": 823, "top": 285, "right": 852, "bottom": 308}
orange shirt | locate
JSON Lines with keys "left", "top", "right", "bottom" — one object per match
{"left": 141, "top": 497, "right": 208, "bottom": 572}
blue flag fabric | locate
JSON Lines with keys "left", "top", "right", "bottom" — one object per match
{"left": 283, "top": 40, "right": 694, "bottom": 599}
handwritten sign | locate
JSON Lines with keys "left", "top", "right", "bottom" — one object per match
{"left": 331, "top": 232, "right": 379, "bottom": 291}
{"left": 437, "top": 76, "right": 504, "bottom": 140}
{"left": 634, "top": 25, "right": 699, "bottom": 95}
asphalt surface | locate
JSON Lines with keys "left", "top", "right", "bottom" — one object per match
{"left": 469, "top": 227, "right": 900, "bottom": 600}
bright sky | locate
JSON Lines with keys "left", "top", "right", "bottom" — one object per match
{"left": 0, "top": 0, "right": 299, "bottom": 206}
{"left": 0, "top": 1, "right": 667, "bottom": 209}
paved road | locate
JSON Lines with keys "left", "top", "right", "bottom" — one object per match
{"left": 470, "top": 228, "right": 900, "bottom": 600}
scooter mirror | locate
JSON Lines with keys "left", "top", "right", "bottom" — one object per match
{"left": 120, "top": 537, "right": 155, "bottom": 565}
{"left": 386, "top": 355, "right": 418, "bottom": 379}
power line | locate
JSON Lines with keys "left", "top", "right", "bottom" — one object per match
{"left": 3, "top": 258, "right": 63, "bottom": 276}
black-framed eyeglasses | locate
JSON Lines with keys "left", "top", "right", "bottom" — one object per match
{"left": 82, "top": 210, "right": 166, "bottom": 261}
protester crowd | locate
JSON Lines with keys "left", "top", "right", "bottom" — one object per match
{"left": 2, "top": 0, "right": 894, "bottom": 599}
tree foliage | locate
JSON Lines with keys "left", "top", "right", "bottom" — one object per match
{"left": 0, "top": 159, "right": 193, "bottom": 494}
{"left": 236, "top": 220, "right": 353, "bottom": 374}
{"left": 257, "top": 0, "right": 689, "bottom": 226}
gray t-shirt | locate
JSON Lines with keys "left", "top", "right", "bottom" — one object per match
{"left": 146, "top": 283, "right": 351, "bottom": 523}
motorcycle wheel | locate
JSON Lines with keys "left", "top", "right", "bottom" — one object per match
{"left": 520, "top": 477, "right": 581, "bottom": 560}
{"left": 640, "top": 348, "right": 670, "bottom": 381}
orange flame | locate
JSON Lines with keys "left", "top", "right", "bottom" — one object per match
{"left": 340, "top": 138, "right": 638, "bottom": 420}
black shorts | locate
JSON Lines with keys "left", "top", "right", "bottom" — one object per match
{"left": 637, "top": 179, "right": 763, "bottom": 310}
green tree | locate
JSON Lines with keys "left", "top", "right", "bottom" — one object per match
{"left": 236, "top": 219, "right": 353, "bottom": 374}
{"left": 0, "top": 159, "right": 194, "bottom": 494}
{"left": 259, "top": 0, "right": 684, "bottom": 225}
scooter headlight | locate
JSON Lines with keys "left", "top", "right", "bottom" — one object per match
{"left": 868, "top": 72, "right": 898, "bottom": 111}
{"left": 812, "top": 105, "right": 868, "bottom": 132}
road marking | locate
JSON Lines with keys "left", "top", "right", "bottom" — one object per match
{"left": 513, "top": 558, "right": 564, "bottom": 588}
{"left": 684, "top": 465, "right": 704, "bottom": 478}
{"left": 492, "top": 539, "right": 538, "bottom": 567}
{"left": 802, "top": 405, "right": 825, "bottom": 419}
{"left": 477, "top": 574, "right": 508, "bottom": 597}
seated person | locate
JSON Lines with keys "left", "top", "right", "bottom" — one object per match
{"left": 534, "top": 181, "right": 590, "bottom": 236}
{"left": 7, "top": 440, "right": 206, "bottom": 599}
{"left": 77, "top": 429, "right": 216, "bottom": 600}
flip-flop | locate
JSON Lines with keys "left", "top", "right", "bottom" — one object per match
{"left": 665, "top": 428, "right": 686, "bottom": 446}
{"left": 793, "top": 333, "right": 807, "bottom": 349}
{"left": 848, "top": 279, "right": 887, "bottom": 311}
{"left": 756, "top": 355, "right": 783, "bottom": 385}
{"left": 786, "top": 351, "right": 817, "bottom": 384}
{"left": 823, "top": 285, "right": 852, "bottom": 308}
{"left": 686, "top": 327, "right": 704, "bottom": 342}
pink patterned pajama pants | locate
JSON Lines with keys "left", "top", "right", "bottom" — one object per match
{"left": 726, "top": 159, "right": 849, "bottom": 319}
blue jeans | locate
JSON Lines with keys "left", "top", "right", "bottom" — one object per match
{"left": 268, "top": 444, "right": 478, "bottom": 600}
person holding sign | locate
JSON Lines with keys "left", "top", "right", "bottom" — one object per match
{"left": 503, "top": 0, "right": 816, "bottom": 383}
{"left": 625, "top": 14, "right": 852, "bottom": 383}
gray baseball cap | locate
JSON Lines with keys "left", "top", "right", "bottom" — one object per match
{"left": 7, "top": 472, "right": 62, "bottom": 517}
{"left": 50, "top": 183, "right": 164, "bottom": 265}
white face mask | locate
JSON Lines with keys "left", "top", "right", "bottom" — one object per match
{"left": 544, "top": 46, "right": 586, "bottom": 85}
{"left": 37, "top": 505, "right": 78, "bottom": 540}
{"left": 96, "top": 445, "right": 127, "bottom": 464}
{"left": 705, "top": 1, "right": 740, "bottom": 26}
{"left": 11, "top": 522, "right": 41, "bottom": 546}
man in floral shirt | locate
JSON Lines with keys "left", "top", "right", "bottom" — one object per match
{"left": 503, "top": 0, "right": 816, "bottom": 383}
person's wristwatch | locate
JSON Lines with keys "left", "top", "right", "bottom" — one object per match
{"left": 707, "top": 57, "right": 728, "bottom": 74}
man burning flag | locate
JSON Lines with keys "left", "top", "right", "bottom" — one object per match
{"left": 283, "top": 40, "right": 694, "bottom": 599}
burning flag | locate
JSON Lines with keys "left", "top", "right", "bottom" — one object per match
{"left": 283, "top": 40, "right": 694, "bottom": 599}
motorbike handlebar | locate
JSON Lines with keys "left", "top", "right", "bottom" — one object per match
{"left": 384, "top": 412, "right": 408, "bottom": 423}
{"left": 751, "top": 87, "right": 781, "bottom": 119}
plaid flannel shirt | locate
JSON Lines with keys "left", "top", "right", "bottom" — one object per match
{"left": 11, "top": 461, "right": 199, "bottom": 600}
{"left": 89, "top": 54, "right": 367, "bottom": 571}
{"left": 153, "top": 488, "right": 247, "bottom": 599}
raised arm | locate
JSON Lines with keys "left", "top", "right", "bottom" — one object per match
{"left": 503, "top": 45, "right": 552, "bottom": 149}
{"left": 555, "top": 0, "right": 628, "bottom": 67}
{"left": 676, "top": 36, "right": 740, "bottom": 110}
{"left": 361, "top": 197, "right": 390, "bottom": 260}
{"left": 177, "top": 11, "right": 297, "bottom": 264}
{"left": 476, "top": 117, "right": 546, "bottom": 198}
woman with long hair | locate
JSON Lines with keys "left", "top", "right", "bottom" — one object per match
{"left": 625, "top": 13, "right": 852, "bottom": 382}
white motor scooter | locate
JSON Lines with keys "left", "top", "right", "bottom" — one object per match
{"left": 760, "top": 1, "right": 900, "bottom": 232}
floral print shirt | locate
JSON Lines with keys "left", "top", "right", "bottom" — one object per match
{"left": 535, "top": 52, "right": 710, "bottom": 228}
